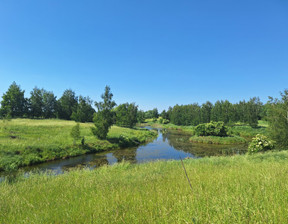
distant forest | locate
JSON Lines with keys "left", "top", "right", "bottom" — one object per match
{"left": 0, "top": 81, "right": 276, "bottom": 129}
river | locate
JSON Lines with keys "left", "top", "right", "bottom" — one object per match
{"left": 0, "top": 127, "right": 247, "bottom": 180}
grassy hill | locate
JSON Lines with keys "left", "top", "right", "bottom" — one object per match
{"left": 0, "top": 119, "right": 157, "bottom": 171}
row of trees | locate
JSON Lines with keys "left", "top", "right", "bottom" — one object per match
{"left": 0, "top": 82, "right": 139, "bottom": 127}
{"left": 0, "top": 82, "right": 95, "bottom": 122}
{"left": 157, "top": 98, "right": 263, "bottom": 128}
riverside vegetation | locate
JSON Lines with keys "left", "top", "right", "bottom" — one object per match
{"left": 0, "top": 119, "right": 157, "bottom": 171}
{"left": 1, "top": 82, "right": 288, "bottom": 222}
{"left": 1, "top": 151, "right": 288, "bottom": 223}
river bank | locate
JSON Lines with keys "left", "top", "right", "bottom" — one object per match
{"left": 0, "top": 119, "right": 157, "bottom": 171}
{"left": 1, "top": 150, "right": 288, "bottom": 223}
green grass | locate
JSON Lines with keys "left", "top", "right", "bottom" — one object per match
{"left": 147, "top": 120, "right": 268, "bottom": 141}
{"left": 231, "top": 125, "right": 267, "bottom": 138}
{"left": 1, "top": 151, "right": 288, "bottom": 223}
{"left": 189, "top": 135, "right": 247, "bottom": 144}
{"left": 0, "top": 119, "right": 157, "bottom": 171}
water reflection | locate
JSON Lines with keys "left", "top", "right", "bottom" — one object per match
{"left": 1, "top": 127, "right": 247, "bottom": 177}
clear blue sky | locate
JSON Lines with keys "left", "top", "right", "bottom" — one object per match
{"left": 0, "top": 0, "right": 287, "bottom": 111}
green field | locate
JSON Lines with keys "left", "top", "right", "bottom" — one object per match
{"left": 189, "top": 135, "right": 247, "bottom": 144}
{"left": 0, "top": 119, "right": 157, "bottom": 171}
{"left": 1, "top": 151, "right": 288, "bottom": 223}
{"left": 147, "top": 120, "right": 267, "bottom": 144}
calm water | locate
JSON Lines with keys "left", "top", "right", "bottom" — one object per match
{"left": 1, "top": 127, "right": 247, "bottom": 178}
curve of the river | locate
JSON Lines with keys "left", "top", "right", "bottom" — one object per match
{"left": 1, "top": 127, "right": 247, "bottom": 179}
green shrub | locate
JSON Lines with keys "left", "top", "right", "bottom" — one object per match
{"left": 70, "top": 123, "right": 81, "bottom": 144}
{"left": 248, "top": 134, "right": 275, "bottom": 154}
{"left": 194, "top": 122, "right": 228, "bottom": 137}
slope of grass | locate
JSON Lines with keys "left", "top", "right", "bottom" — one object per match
{"left": 0, "top": 119, "right": 157, "bottom": 171}
{"left": 1, "top": 151, "right": 288, "bottom": 223}
{"left": 189, "top": 135, "right": 247, "bottom": 144}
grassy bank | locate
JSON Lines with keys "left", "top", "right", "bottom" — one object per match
{"left": 189, "top": 135, "right": 247, "bottom": 144}
{"left": 146, "top": 120, "right": 268, "bottom": 144}
{"left": 1, "top": 151, "right": 288, "bottom": 223}
{"left": 0, "top": 119, "right": 157, "bottom": 171}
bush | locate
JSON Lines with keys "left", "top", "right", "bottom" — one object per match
{"left": 194, "top": 122, "right": 228, "bottom": 137}
{"left": 158, "top": 117, "right": 169, "bottom": 124}
{"left": 248, "top": 134, "right": 275, "bottom": 154}
{"left": 70, "top": 123, "right": 81, "bottom": 144}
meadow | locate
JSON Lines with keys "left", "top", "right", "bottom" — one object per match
{"left": 146, "top": 119, "right": 268, "bottom": 144}
{"left": 0, "top": 119, "right": 157, "bottom": 171}
{"left": 1, "top": 150, "right": 288, "bottom": 223}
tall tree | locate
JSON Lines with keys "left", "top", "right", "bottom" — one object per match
{"left": 137, "top": 110, "right": 145, "bottom": 123}
{"left": 57, "top": 89, "right": 78, "bottom": 120}
{"left": 92, "top": 86, "right": 116, "bottom": 139}
{"left": 42, "top": 90, "right": 58, "bottom": 118}
{"left": 246, "top": 97, "right": 262, "bottom": 128}
{"left": 29, "top": 87, "right": 44, "bottom": 118}
{"left": 201, "top": 101, "right": 213, "bottom": 123}
{"left": 115, "top": 103, "right": 138, "bottom": 128}
{"left": 71, "top": 96, "right": 95, "bottom": 122}
{"left": 0, "top": 82, "right": 27, "bottom": 118}
{"left": 267, "top": 90, "right": 288, "bottom": 147}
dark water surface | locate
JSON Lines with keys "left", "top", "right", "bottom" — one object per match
{"left": 1, "top": 128, "right": 247, "bottom": 178}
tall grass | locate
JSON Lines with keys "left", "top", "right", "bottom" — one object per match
{"left": 189, "top": 135, "right": 247, "bottom": 144}
{"left": 0, "top": 119, "right": 157, "bottom": 171}
{"left": 1, "top": 151, "right": 288, "bottom": 223}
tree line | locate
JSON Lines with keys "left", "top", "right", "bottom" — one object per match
{"left": 0, "top": 82, "right": 138, "bottom": 129}
{"left": 159, "top": 97, "right": 263, "bottom": 128}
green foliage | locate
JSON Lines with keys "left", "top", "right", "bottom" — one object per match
{"left": 2, "top": 151, "right": 288, "bottom": 223}
{"left": 190, "top": 135, "right": 246, "bottom": 144}
{"left": 247, "top": 97, "right": 262, "bottom": 128}
{"left": 42, "top": 91, "right": 57, "bottom": 118}
{"left": 92, "top": 86, "right": 116, "bottom": 140}
{"left": 144, "top": 108, "right": 159, "bottom": 119}
{"left": 230, "top": 124, "right": 267, "bottom": 138}
{"left": 170, "top": 104, "right": 201, "bottom": 126}
{"left": 70, "top": 123, "right": 81, "bottom": 144}
{"left": 248, "top": 134, "right": 275, "bottom": 154}
{"left": 201, "top": 101, "right": 213, "bottom": 123}
{"left": 29, "top": 87, "right": 58, "bottom": 118}
{"left": 194, "top": 121, "right": 228, "bottom": 137}
{"left": 115, "top": 103, "right": 138, "bottom": 128}
{"left": 158, "top": 117, "right": 169, "bottom": 124}
{"left": 0, "top": 119, "right": 157, "bottom": 171}
{"left": 57, "top": 89, "right": 78, "bottom": 120}
{"left": 71, "top": 96, "right": 95, "bottom": 122}
{"left": 29, "top": 87, "right": 44, "bottom": 118}
{"left": 0, "top": 82, "right": 28, "bottom": 118}
{"left": 137, "top": 110, "right": 145, "bottom": 123}
{"left": 266, "top": 90, "right": 288, "bottom": 147}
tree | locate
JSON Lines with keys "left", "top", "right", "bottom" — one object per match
{"left": 57, "top": 89, "right": 78, "bottom": 120}
{"left": 137, "top": 110, "right": 145, "bottom": 123}
{"left": 267, "top": 90, "right": 288, "bottom": 147}
{"left": 160, "top": 110, "right": 169, "bottom": 120}
{"left": 42, "top": 90, "right": 58, "bottom": 118}
{"left": 201, "top": 101, "right": 213, "bottom": 123}
{"left": 29, "top": 87, "right": 44, "bottom": 118}
{"left": 0, "top": 82, "right": 28, "bottom": 118}
{"left": 91, "top": 86, "right": 116, "bottom": 139}
{"left": 115, "top": 103, "right": 138, "bottom": 128}
{"left": 246, "top": 97, "right": 262, "bottom": 128}
{"left": 71, "top": 96, "right": 95, "bottom": 122}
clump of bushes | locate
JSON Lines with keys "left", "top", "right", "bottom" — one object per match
{"left": 194, "top": 121, "right": 228, "bottom": 137}
{"left": 158, "top": 117, "right": 169, "bottom": 124}
{"left": 248, "top": 134, "right": 275, "bottom": 154}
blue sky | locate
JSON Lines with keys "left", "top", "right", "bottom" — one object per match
{"left": 0, "top": 0, "right": 287, "bottom": 111}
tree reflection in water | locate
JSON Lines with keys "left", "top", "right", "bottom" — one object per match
{"left": 112, "top": 147, "right": 137, "bottom": 164}
{"left": 164, "top": 129, "right": 247, "bottom": 158}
